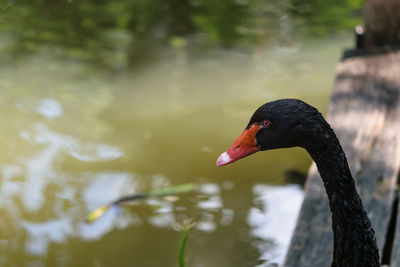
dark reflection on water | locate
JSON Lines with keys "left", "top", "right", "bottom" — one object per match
{"left": 0, "top": 35, "right": 348, "bottom": 266}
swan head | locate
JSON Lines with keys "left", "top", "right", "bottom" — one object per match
{"left": 217, "top": 99, "right": 322, "bottom": 167}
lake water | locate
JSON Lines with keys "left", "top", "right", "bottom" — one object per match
{"left": 0, "top": 35, "right": 350, "bottom": 266}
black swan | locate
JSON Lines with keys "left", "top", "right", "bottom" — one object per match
{"left": 216, "top": 99, "right": 380, "bottom": 267}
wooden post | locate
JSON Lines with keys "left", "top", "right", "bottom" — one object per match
{"left": 363, "top": 0, "right": 400, "bottom": 49}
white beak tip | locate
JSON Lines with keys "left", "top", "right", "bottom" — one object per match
{"left": 217, "top": 152, "right": 231, "bottom": 167}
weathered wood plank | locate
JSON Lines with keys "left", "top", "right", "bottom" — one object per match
{"left": 348, "top": 52, "right": 400, "bottom": 259}
{"left": 284, "top": 50, "right": 400, "bottom": 267}
{"left": 392, "top": 191, "right": 400, "bottom": 266}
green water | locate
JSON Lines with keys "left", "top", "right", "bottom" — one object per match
{"left": 0, "top": 35, "right": 350, "bottom": 266}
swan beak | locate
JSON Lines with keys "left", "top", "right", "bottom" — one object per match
{"left": 217, "top": 124, "right": 262, "bottom": 167}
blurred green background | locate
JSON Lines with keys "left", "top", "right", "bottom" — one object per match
{"left": 0, "top": 1, "right": 363, "bottom": 266}
{"left": 2, "top": 0, "right": 363, "bottom": 68}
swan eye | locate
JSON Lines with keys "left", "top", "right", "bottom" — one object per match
{"left": 262, "top": 120, "right": 271, "bottom": 128}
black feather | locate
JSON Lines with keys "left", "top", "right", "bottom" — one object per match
{"left": 249, "top": 99, "right": 380, "bottom": 267}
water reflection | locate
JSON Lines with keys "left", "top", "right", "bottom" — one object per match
{"left": 69, "top": 143, "right": 123, "bottom": 162}
{"left": 35, "top": 98, "right": 63, "bottom": 119}
{"left": 248, "top": 184, "right": 303, "bottom": 266}
{"left": 0, "top": 35, "right": 346, "bottom": 265}
{"left": 22, "top": 218, "right": 73, "bottom": 255}
{"left": 80, "top": 172, "right": 134, "bottom": 240}
{"left": 13, "top": 121, "right": 133, "bottom": 255}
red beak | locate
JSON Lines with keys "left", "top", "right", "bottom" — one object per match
{"left": 217, "top": 124, "right": 262, "bottom": 167}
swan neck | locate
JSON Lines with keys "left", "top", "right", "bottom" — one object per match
{"left": 305, "top": 126, "right": 380, "bottom": 266}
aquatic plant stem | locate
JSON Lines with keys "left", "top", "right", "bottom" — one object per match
{"left": 179, "top": 227, "right": 190, "bottom": 267}
{"left": 179, "top": 220, "right": 196, "bottom": 267}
